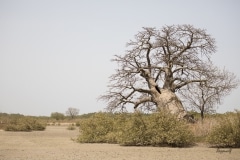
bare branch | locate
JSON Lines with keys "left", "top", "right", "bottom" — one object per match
{"left": 133, "top": 97, "right": 152, "bottom": 109}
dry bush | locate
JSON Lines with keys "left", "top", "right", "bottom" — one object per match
{"left": 207, "top": 111, "right": 240, "bottom": 147}
{"left": 147, "top": 112, "right": 194, "bottom": 147}
{"left": 105, "top": 113, "right": 130, "bottom": 144}
{"left": 189, "top": 117, "right": 218, "bottom": 143}
{"left": 78, "top": 112, "right": 194, "bottom": 147}
{"left": 78, "top": 112, "right": 114, "bottom": 143}
{"left": 4, "top": 117, "right": 46, "bottom": 132}
{"left": 67, "top": 124, "right": 76, "bottom": 130}
{"left": 116, "top": 112, "right": 150, "bottom": 146}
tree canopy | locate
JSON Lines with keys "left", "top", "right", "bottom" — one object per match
{"left": 66, "top": 107, "right": 79, "bottom": 119}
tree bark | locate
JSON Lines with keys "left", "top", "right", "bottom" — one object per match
{"left": 200, "top": 110, "right": 204, "bottom": 121}
{"left": 155, "top": 89, "right": 187, "bottom": 118}
{"left": 141, "top": 69, "right": 186, "bottom": 118}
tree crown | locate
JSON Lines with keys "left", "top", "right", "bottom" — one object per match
{"left": 100, "top": 24, "right": 238, "bottom": 112}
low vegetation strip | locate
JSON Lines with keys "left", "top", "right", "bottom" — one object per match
{"left": 78, "top": 111, "right": 194, "bottom": 147}
{"left": 4, "top": 116, "right": 46, "bottom": 132}
{"left": 78, "top": 111, "right": 240, "bottom": 148}
{"left": 1, "top": 126, "right": 240, "bottom": 160}
{"left": 1, "top": 110, "right": 240, "bottom": 148}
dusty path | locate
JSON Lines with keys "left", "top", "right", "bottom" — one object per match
{"left": 0, "top": 126, "right": 239, "bottom": 160}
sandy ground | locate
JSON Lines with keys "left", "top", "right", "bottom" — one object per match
{"left": 0, "top": 126, "right": 239, "bottom": 160}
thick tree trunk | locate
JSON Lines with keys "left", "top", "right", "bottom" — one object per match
{"left": 155, "top": 89, "right": 187, "bottom": 118}
{"left": 141, "top": 70, "right": 186, "bottom": 118}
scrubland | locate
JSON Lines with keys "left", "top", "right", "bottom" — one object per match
{"left": 0, "top": 111, "right": 240, "bottom": 160}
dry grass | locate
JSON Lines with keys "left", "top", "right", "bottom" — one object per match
{"left": 189, "top": 117, "right": 218, "bottom": 142}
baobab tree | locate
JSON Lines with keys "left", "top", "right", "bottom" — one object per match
{"left": 100, "top": 24, "right": 238, "bottom": 118}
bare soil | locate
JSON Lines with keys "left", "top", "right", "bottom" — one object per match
{"left": 0, "top": 126, "right": 239, "bottom": 160}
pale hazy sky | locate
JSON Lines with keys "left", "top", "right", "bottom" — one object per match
{"left": 0, "top": 0, "right": 240, "bottom": 116}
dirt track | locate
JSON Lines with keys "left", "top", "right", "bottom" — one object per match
{"left": 0, "top": 126, "right": 239, "bottom": 160}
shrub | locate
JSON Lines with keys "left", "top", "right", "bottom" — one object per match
{"left": 105, "top": 113, "right": 128, "bottom": 144}
{"left": 116, "top": 112, "right": 194, "bottom": 147}
{"left": 116, "top": 112, "right": 150, "bottom": 146}
{"left": 4, "top": 117, "right": 46, "bottom": 132}
{"left": 51, "top": 112, "right": 65, "bottom": 120}
{"left": 78, "top": 112, "right": 114, "bottom": 143}
{"left": 207, "top": 110, "right": 240, "bottom": 147}
{"left": 67, "top": 125, "right": 76, "bottom": 130}
{"left": 147, "top": 112, "right": 194, "bottom": 147}
{"left": 78, "top": 112, "right": 194, "bottom": 147}
{"left": 26, "top": 118, "right": 46, "bottom": 131}
{"left": 5, "top": 123, "right": 32, "bottom": 132}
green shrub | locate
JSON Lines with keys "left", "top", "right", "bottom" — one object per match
{"left": 78, "top": 112, "right": 114, "bottom": 143}
{"left": 105, "top": 113, "right": 128, "bottom": 144}
{"left": 147, "top": 112, "right": 194, "bottom": 147}
{"left": 51, "top": 112, "right": 65, "bottom": 120}
{"left": 26, "top": 118, "right": 46, "bottom": 131}
{"left": 5, "top": 123, "right": 32, "bottom": 132}
{"left": 4, "top": 117, "right": 46, "bottom": 132}
{"left": 207, "top": 110, "right": 240, "bottom": 147}
{"left": 78, "top": 112, "right": 194, "bottom": 147}
{"left": 116, "top": 112, "right": 150, "bottom": 146}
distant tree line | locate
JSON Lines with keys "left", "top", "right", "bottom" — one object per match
{"left": 50, "top": 107, "right": 79, "bottom": 120}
